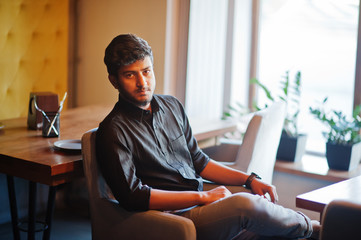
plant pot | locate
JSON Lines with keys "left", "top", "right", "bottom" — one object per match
{"left": 326, "top": 141, "right": 361, "bottom": 171}
{"left": 276, "top": 132, "right": 307, "bottom": 162}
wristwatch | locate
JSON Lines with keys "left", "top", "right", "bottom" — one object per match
{"left": 245, "top": 172, "right": 261, "bottom": 189}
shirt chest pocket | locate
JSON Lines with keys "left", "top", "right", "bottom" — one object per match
{"left": 169, "top": 134, "right": 192, "bottom": 166}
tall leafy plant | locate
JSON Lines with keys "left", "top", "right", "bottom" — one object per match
{"left": 251, "top": 70, "right": 302, "bottom": 137}
{"left": 309, "top": 97, "right": 361, "bottom": 145}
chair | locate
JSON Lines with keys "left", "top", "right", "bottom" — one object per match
{"left": 320, "top": 199, "right": 361, "bottom": 240}
{"left": 202, "top": 101, "right": 286, "bottom": 184}
{"left": 81, "top": 128, "right": 196, "bottom": 240}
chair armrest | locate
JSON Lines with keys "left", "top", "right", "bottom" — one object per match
{"left": 90, "top": 198, "right": 196, "bottom": 240}
{"left": 129, "top": 210, "right": 197, "bottom": 240}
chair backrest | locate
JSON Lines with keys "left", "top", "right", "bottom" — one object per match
{"left": 82, "top": 128, "right": 109, "bottom": 200}
{"left": 82, "top": 128, "right": 131, "bottom": 239}
{"left": 320, "top": 199, "right": 361, "bottom": 240}
{"left": 234, "top": 101, "right": 286, "bottom": 184}
{"left": 81, "top": 128, "right": 111, "bottom": 239}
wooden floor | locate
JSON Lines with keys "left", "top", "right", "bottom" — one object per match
{"left": 0, "top": 207, "right": 91, "bottom": 240}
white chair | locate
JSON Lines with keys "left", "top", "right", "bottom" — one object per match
{"left": 81, "top": 128, "right": 196, "bottom": 240}
{"left": 320, "top": 199, "right": 361, "bottom": 240}
{"left": 202, "top": 101, "right": 286, "bottom": 184}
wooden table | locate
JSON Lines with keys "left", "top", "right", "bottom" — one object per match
{"left": 190, "top": 118, "right": 238, "bottom": 148}
{"left": 0, "top": 105, "right": 237, "bottom": 240}
{"left": 1, "top": 105, "right": 112, "bottom": 240}
{"left": 296, "top": 175, "right": 361, "bottom": 217}
{"left": 0, "top": 105, "right": 111, "bottom": 187}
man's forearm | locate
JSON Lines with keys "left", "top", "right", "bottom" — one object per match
{"left": 200, "top": 159, "right": 248, "bottom": 186}
{"left": 149, "top": 186, "right": 231, "bottom": 210}
{"left": 149, "top": 189, "right": 202, "bottom": 210}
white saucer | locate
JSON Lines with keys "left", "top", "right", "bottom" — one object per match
{"left": 54, "top": 139, "right": 81, "bottom": 151}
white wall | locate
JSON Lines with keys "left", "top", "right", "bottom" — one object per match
{"left": 75, "top": 0, "right": 167, "bottom": 107}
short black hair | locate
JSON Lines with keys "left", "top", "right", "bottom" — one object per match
{"left": 104, "top": 34, "right": 153, "bottom": 76}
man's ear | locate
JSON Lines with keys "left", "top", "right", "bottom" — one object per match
{"left": 108, "top": 75, "right": 119, "bottom": 89}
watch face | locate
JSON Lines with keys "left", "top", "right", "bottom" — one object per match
{"left": 251, "top": 172, "right": 261, "bottom": 179}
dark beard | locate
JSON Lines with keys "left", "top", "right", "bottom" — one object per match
{"left": 118, "top": 87, "right": 153, "bottom": 108}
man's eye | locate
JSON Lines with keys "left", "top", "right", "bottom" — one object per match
{"left": 143, "top": 70, "right": 151, "bottom": 76}
{"left": 125, "top": 73, "right": 134, "bottom": 78}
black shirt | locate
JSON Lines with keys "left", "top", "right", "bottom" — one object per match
{"left": 96, "top": 94, "right": 210, "bottom": 211}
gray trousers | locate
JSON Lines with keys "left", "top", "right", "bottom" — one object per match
{"left": 177, "top": 192, "right": 312, "bottom": 240}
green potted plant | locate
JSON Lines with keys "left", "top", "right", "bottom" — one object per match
{"left": 251, "top": 70, "right": 307, "bottom": 162}
{"left": 309, "top": 97, "right": 361, "bottom": 171}
{"left": 222, "top": 100, "right": 251, "bottom": 140}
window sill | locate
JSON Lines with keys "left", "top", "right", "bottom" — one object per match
{"left": 274, "top": 154, "right": 361, "bottom": 182}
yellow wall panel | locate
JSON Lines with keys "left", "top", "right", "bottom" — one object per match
{"left": 0, "top": 0, "right": 69, "bottom": 120}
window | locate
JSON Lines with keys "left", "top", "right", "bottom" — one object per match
{"left": 185, "top": 0, "right": 228, "bottom": 121}
{"left": 185, "top": 0, "right": 253, "bottom": 121}
{"left": 183, "top": 0, "right": 360, "bottom": 155}
{"left": 258, "top": 0, "right": 360, "bottom": 153}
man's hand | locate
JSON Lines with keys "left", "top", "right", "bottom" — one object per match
{"left": 200, "top": 160, "right": 279, "bottom": 203}
{"left": 250, "top": 178, "right": 278, "bottom": 203}
{"left": 200, "top": 186, "right": 232, "bottom": 205}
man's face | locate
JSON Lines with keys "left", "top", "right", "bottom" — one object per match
{"left": 109, "top": 56, "right": 156, "bottom": 110}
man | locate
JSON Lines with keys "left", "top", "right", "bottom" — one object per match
{"left": 96, "top": 33, "right": 319, "bottom": 240}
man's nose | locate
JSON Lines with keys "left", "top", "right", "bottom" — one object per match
{"left": 136, "top": 73, "right": 147, "bottom": 87}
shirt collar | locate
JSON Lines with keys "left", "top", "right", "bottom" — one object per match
{"left": 116, "top": 94, "right": 164, "bottom": 120}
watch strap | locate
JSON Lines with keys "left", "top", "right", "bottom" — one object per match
{"left": 245, "top": 172, "right": 261, "bottom": 189}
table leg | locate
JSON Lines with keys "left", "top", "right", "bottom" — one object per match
{"left": 6, "top": 175, "right": 21, "bottom": 240}
{"left": 28, "top": 181, "right": 37, "bottom": 240}
{"left": 6, "top": 178, "right": 57, "bottom": 240}
{"left": 43, "top": 186, "right": 57, "bottom": 240}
